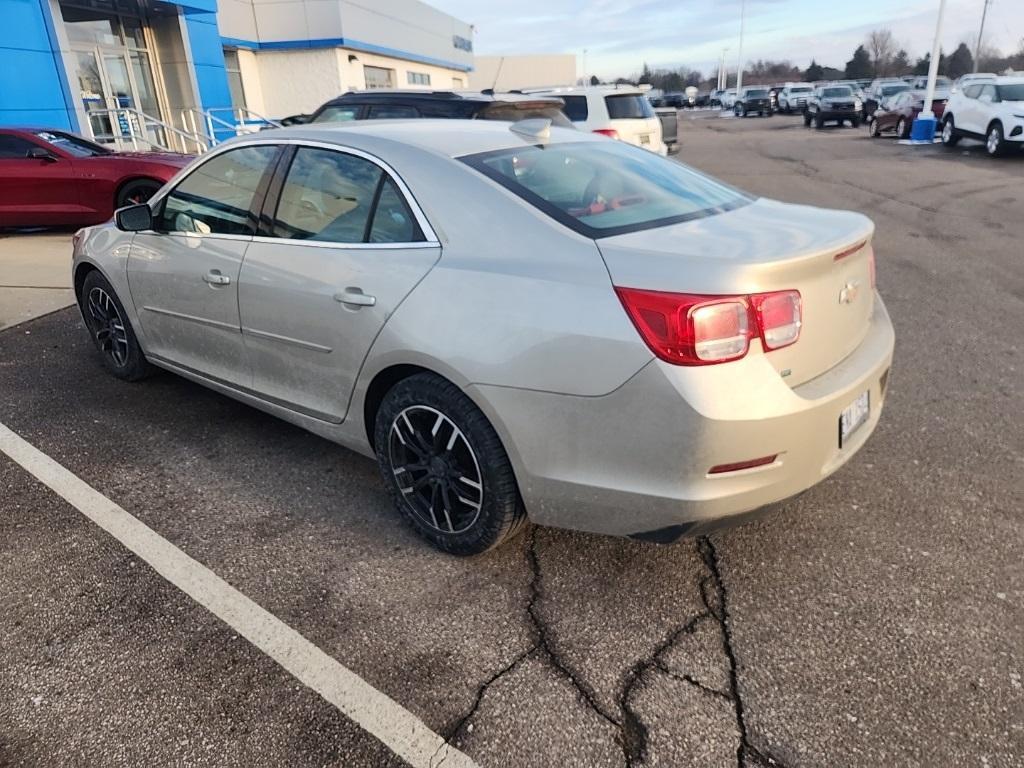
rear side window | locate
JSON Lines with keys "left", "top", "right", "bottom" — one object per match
{"left": 604, "top": 94, "right": 655, "bottom": 120}
{"left": 462, "top": 140, "right": 750, "bottom": 239}
{"left": 478, "top": 103, "right": 573, "bottom": 127}
{"left": 560, "top": 95, "right": 589, "bottom": 122}
{"left": 157, "top": 145, "right": 278, "bottom": 236}
{"left": 368, "top": 105, "right": 419, "bottom": 119}
{"left": 314, "top": 106, "right": 361, "bottom": 123}
{"left": 963, "top": 85, "right": 982, "bottom": 99}
{"left": 271, "top": 147, "right": 423, "bottom": 244}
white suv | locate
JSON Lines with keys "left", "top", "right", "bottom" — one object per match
{"left": 524, "top": 85, "right": 667, "bottom": 155}
{"left": 941, "top": 76, "right": 1024, "bottom": 157}
{"left": 777, "top": 83, "right": 814, "bottom": 113}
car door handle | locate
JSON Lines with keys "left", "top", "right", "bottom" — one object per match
{"left": 203, "top": 270, "right": 231, "bottom": 286}
{"left": 334, "top": 288, "right": 376, "bottom": 307}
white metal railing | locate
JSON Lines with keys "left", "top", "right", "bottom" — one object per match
{"left": 84, "top": 107, "right": 212, "bottom": 154}
{"left": 183, "top": 107, "right": 282, "bottom": 146}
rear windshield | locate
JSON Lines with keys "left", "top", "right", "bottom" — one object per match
{"left": 881, "top": 84, "right": 910, "bottom": 96}
{"left": 461, "top": 140, "right": 751, "bottom": 238}
{"left": 790, "top": 87, "right": 812, "bottom": 93}
{"left": 479, "top": 103, "right": 573, "bottom": 127}
{"left": 997, "top": 84, "right": 1024, "bottom": 101}
{"left": 745, "top": 89, "right": 769, "bottom": 98}
{"left": 604, "top": 94, "right": 655, "bottom": 120}
{"left": 822, "top": 87, "right": 853, "bottom": 98}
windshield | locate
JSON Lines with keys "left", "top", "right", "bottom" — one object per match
{"left": 881, "top": 84, "right": 910, "bottom": 97}
{"left": 605, "top": 94, "right": 655, "bottom": 120}
{"left": 32, "top": 130, "right": 109, "bottom": 157}
{"left": 997, "top": 84, "right": 1024, "bottom": 101}
{"left": 461, "top": 140, "right": 751, "bottom": 238}
{"left": 791, "top": 87, "right": 812, "bottom": 94}
{"left": 822, "top": 87, "right": 853, "bottom": 98}
{"left": 479, "top": 103, "right": 573, "bottom": 127}
{"left": 745, "top": 89, "right": 769, "bottom": 98}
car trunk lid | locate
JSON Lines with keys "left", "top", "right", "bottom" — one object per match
{"left": 597, "top": 198, "right": 876, "bottom": 386}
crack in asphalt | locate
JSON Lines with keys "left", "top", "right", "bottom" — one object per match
{"left": 653, "top": 660, "right": 733, "bottom": 702}
{"left": 698, "top": 537, "right": 788, "bottom": 768}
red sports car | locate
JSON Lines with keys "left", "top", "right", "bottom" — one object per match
{"left": 869, "top": 91, "right": 948, "bottom": 139}
{"left": 0, "top": 128, "right": 192, "bottom": 228}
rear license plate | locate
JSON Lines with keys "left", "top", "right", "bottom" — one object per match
{"left": 639, "top": 134, "right": 650, "bottom": 145}
{"left": 839, "top": 390, "right": 870, "bottom": 447}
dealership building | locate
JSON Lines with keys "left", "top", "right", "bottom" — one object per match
{"left": 2, "top": 0, "right": 474, "bottom": 151}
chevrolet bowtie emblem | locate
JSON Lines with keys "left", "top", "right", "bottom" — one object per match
{"left": 839, "top": 280, "right": 861, "bottom": 304}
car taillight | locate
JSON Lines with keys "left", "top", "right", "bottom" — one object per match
{"left": 615, "top": 287, "right": 802, "bottom": 366}
{"left": 593, "top": 128, "right": 620, "bottom": 139}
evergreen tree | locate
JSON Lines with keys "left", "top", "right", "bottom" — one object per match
{"left": 845, "top": 45, "right": 872, "bottom": 79}
{"left": 946, "top": 43, "right": 974, "bottom": 78}
{"left": 805, "top": 59, "right": 824, "bottom": 81}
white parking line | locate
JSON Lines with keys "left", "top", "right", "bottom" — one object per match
{"left": 0, "top": 422, "right": 478, "bottom": 768}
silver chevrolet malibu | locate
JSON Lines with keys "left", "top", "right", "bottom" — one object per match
{"left": 72, "top": 119, "right": 894, "bottom": 555}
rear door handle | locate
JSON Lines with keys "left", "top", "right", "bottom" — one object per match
{"left": 203, "top": 270, "right": 231, "bottom": 286}
{"left": 334, "top": 288, "right": 376, "bottom": 307}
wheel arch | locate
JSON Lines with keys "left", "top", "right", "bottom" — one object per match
{"left": 985, "top": 118, "right": 1004, "bottom": 135}
{"left": 113, "top": 175, "right": 165, "bottom": 208}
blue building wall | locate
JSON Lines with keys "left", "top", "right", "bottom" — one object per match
{"left": 181, "top": 8, "right": 232, "bottom": 122}
{"left": 0, "top": 0, "right": 78, "bottom": 129}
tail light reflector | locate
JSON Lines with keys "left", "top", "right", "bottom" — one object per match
{"left": 709, "top": 455, "right": 778, "bottom": 474}
{"left": 593, "top": 128, "right": 620, "bottom": 139}
{"left": 615, "top": 287, "right": 802, "bottom": 366}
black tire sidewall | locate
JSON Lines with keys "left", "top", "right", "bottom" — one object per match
{"left": 116, "top": 179, "right": 161, "bottom": 209}
{"left": 80, "top": 271, "right": 151, "bottom": 381}
{"left": 374, "top": 373, "right": 525, "bottom": 556}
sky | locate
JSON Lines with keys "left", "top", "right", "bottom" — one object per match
{"left": 429, "top": 0, "right": 1021, "bottom": 80}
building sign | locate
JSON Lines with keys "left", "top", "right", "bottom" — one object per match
{"left": 452, "top": 34, "right": 472, "bottom": 52}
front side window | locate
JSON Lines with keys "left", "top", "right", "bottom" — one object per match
{"left": 314, "top": 105, "right": 361, "bottom": 123}
{"left": 462, "top": 140, "right": 751, "bottom": 238}
{"left": 979, "top": 84, "right": 998, "bottom": 101}
{"left": 271, "top": 147, "right": 423, "bottom": 244}
{"left": 364, "top": 66, "right": 394, "bottom": 89}
{"left": 157, "top": 145, "right": 277, "bottom": 235}
{"left": 0, "top": 135, "right": 38, "bottom": 158}
{"left": 604, "top": 94, "right": 655, "bottom": 120}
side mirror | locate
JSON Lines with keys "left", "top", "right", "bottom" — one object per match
{"left": 115, "top": 203, "right": 152, "bottom": 232}
{"left": 27, "top": 147, "right": 57, "bottom": 162}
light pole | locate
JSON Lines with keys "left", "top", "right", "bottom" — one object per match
{"left": 910, "top": 0, "right": 948, "bottom": 141}
{"left": 973, "top": 0, "right": 993, "bottom": 73}
{"left": 735, "top": 0, "right": 746, "bottom": 95}
{"left": 718, "top": 47, "right": 729, "bottom": 91}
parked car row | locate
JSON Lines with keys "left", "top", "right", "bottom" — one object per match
{"left": 940, "top": 75, "right": 1024, "bottom": 156}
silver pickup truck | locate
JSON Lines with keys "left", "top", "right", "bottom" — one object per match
{"left": 654, "top": 107, "right": 679, "bottom": 152}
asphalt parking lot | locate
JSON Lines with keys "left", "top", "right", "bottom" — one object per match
{"left": 1, "top": 113, "right": 1022, "bottom": 768}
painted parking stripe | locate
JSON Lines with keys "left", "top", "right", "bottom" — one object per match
{"left": 0, "top": 422, "right": 477, "bottom": 768}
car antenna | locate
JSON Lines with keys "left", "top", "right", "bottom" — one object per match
{"left": 509, "top": 118, "right": 551, "bottom": 142}
{"left": 491, "top": 56, "right": 505, "bottom": 91}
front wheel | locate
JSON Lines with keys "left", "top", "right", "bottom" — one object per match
{"left": 79, "top": 270, "right": 153, "bottom": 381}
{"left": 814, "top": 113, "right": 824, "bottom": 130}
{"left": 870, "top": 119, "right": 881, "bottom": 138}
{"left": 851, "top": 118, "right": 860, "bottom": 128}
{"left": 941, "top": 116, "right": 960, "bottom": 146}
{"left": 897, "top": 117, "right": 909, "bottom": 139}
{"left": 986, "top": 123, "right": 1006, "bottom": 156}
{"left": 374, "top": 373, "right": 528, "bottom": 555}
{"left": 803, "top": 111, "right": 811, "bottom": 127}
{"left": 735, "top": 104, "right": 744, "bottom": 117}
{"left": 116, "top": 178, "right": 162, "bottom": 209}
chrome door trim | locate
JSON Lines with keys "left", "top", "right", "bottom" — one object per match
{"left": 243, "top": 326, "right": 333, "bottom": 353}
{"left": 248, "top": 236, "right": 439, "bottom": 251}
{"left": 146, "top": 137, "right": 440, "bottom": 245}
{"left": 142, "top": 305, "right": 240, "bottom": 332}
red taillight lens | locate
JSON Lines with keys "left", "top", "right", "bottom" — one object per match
{"left": 708, "top": 455, "right": 778, "bottom": 474}
{"left": 593, "top": 128, "right": 620, "bottom": 139}
{"left": 615, "top": 287, "right": 802, "bottom": 366}
{"left": 750, "top": 290, "right": 801, "bottom": 351}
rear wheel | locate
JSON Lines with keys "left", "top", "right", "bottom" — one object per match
{"left": 814, "top": 113, "right": 824, "bottom": 130}
{"left": 897, "top": 117, "right": 909, "bottom": 139}
{"left": 803, "top": 111, "right": 811, "bottom": 127}
{"left": 870, "top": 119, "right": 881, "bottom": 138}
{"left": 374, "top": 373, "right": 527, "bottom": 555}
{"left": 940, "top": 116, "right": 960, "bottom": 146}
{"left": 735, "top": 104, "right": 745, "bottom": 117}
{"left": 851, "top": 117, "right": 860, "bottom": 128}
{"left": 115, "top": 178, "right": 162, "bottom": 209}
{"left": 986, "top": 123, "right": 1006, "bottom": 156}
{"left": 80, "top": 270, "right": 153, "bottom": 381}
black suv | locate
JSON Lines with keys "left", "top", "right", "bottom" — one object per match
{"left": 308, "top": 90, "right": 571, "bottom": 126}
{"left": 733, "top": 87, "right": 773, "bottom": 117}
{"left": 804, "top": 85, "right": 862, "bottom": 128}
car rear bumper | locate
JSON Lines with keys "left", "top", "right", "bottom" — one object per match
{"left": 818, "top": 109, "right": 862, "bottom": 120}
{"left": 470, "top": 294, "right": 895, "bottom": 541}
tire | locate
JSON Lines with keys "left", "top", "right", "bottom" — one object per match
{"left": 986, "top": 122, "right": 1006, "bottom": 156}
{"left": 851, "top": 118, "right": 860, "bottom": 128}
{"left": 735, "top": 104, "right": 744, "bottom": 117}
{"left": 814, "top": 113, "right": 824, "bottom": 130}
{"left": 897, "top": 117, "right": 909, "bottom": 139}
{"left": 79, "top": 270, "right": 153, "bottom": 382}
{"left": 803, "top": 111, "right": 811, "bottom": 127}
{"left": 374, "top": 373, "right": 528, "bottom": 556}
{"left": 940, "top": 116, "right": 960, "bottom": 146}
{"left": 116, "top": 178, "right": 163, "bottom": 209}
{"left": 870, "top": 119, "right": 881, "bottom": 138}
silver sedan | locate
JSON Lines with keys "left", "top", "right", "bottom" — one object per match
{"left": 72, "top": 119, "right": 894, "bottom": 554}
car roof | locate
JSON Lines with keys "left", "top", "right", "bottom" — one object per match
{"left": 996, "top": 76, "right": 1024, "bottom": 85}
{"left": 238, "top": 118, "right": 601, "bottom": 159}
{"left": 522, "top": 85, "right": 650, "bottom": 96}
{"left": 322, "top": 90, "right": 562, "bottom": 106}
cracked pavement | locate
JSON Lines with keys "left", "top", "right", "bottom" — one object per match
{"left": 1, "top": 115, "right": 1022, "bottom": 767}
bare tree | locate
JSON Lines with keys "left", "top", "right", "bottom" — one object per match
{"left": 866, "top": 28, "right": 898, "bottom": 77}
